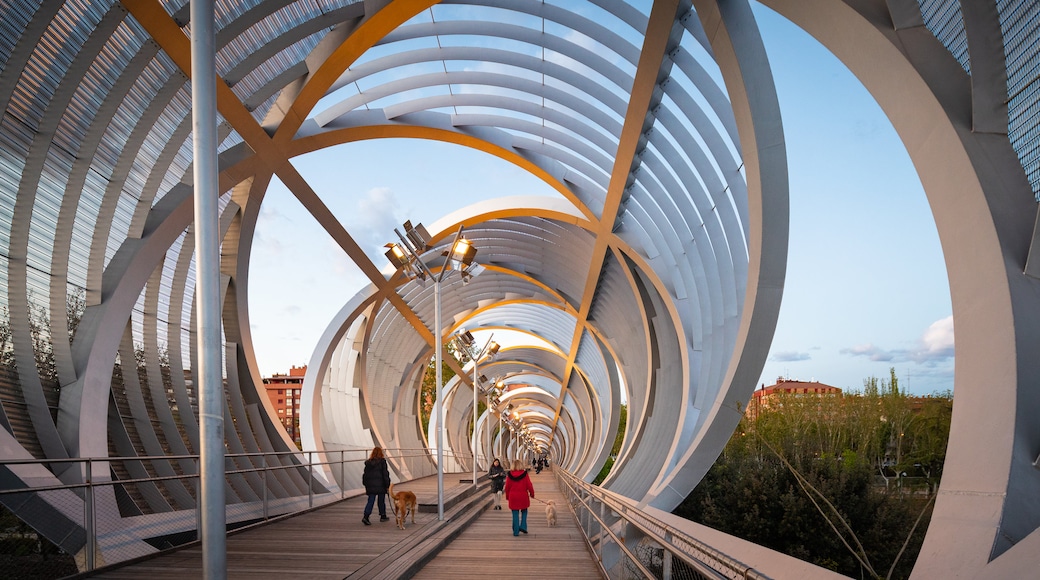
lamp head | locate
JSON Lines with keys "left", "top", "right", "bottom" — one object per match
{"left": 449, "top": 237, "right": 477, "bottom": 267}
{"left": 385, "top": 243, "right": 409, "bottom": 269}
{"left": 402, "top": 220, "right": 431, "bottom": 252}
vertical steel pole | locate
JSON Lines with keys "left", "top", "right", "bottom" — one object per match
{"left": 472, "top": 358, "right": 478, "bottom": 488}
{"left": 598, "top": 501, "right": 605, "bottom": 557}
{"left": 262, "top": 455, "right": 268, "bottom": 520}
{"left": 84, "top": 459, "right": 94, "bottom": 571}
{"left": 307, "top": 451, "right": 314, "bottom": 508}
{"left": 434, "top": 280, "right": 444, "bottom": 520}
{"left": 190, "top": 0, "right": 226, "bottom": 576}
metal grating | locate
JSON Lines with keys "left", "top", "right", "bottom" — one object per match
{"left": 999, "top": 0, "right": 1040, "bottom": 200}
{"left": 919, "top": 0, "right": 970, "bottom": 74}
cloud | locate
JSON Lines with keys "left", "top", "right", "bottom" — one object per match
{"left": 772, "top": 351, "right": 811, "bottom": 362}
{"left": 910, "top": 315, "right": 954, "bottom": 364}
{"left": 841, "top": 343, "right": 894, "bottom": 362}
{"left": 253, "top": 204, "right": 293, "bottom": 254}
{"left": 840, "top": 316, "right": 954, "bottom": 366}
{"left": 344, "top": 187, "right": 407, "bottom": 256}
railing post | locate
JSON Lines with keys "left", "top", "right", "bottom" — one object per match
{"left": 195, "top": 457, "right": 202, "bottom": 541}
{"left": 663, "top": 549, "right": 673, "bottom": 580}
{"left": 85, "top": 458, "right": 95, "bottom": 571}
{"left": 262, "top": 454, "right": 268, "bottom": 521}
{"left": 340, "top": 450, "right": 345, "bottom": 499}
{"left": 598, "top": 500, "right": 605, "bottom": 559}
{"left": 307, "top": 451, "right": 313, "bottom": 509}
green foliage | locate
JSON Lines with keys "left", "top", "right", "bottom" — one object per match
{"left": 593, "top": 456, "right": 613, "bottom": 485}
{"left": 675, "top": 378, "right": 951, "bottom": 579}
{"left": 612, "top": 404, "right": 627, "bottom": 456}
{"left": 0, "top": 505, "right": 78, "bottom": 579}
{"left": 592, "top": 404, "right": 626, "bottom": 485}
{"left": 418, "top": 346, "right": 458, "bottom": 438}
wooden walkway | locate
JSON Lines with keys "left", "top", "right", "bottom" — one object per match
{"left": 86, "top": 470, "right": 602, "bottom": 579}
{"left": 413, "top": 470, "right": 602, "bottom": 580}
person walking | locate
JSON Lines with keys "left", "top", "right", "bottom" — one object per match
{"left": 503, "top": 459, "right": 535, "bottom": 536}
{"left": 361, "top": 446, "right": 391, "bottom": 525}
{"left": 487, "top": 458, "right": 506, "bottom": 510}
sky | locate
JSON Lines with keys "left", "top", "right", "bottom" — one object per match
{"left": 247, "top": 4, "right": 954, "bottom": 397}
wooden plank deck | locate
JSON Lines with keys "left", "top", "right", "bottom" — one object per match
{"left": 85, "top": 470, "right": 602, "bottom": 579}
{"left": 412, "top": 470, "right": 603, "bottom": 579}
{"left": 88, "top": 474, "right": 475, "bottom": 580}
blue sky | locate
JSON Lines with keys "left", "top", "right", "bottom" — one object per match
{"left": 247, "top": 4, "right": 954, "bottom": 397}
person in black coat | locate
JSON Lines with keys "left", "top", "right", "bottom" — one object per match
{"left": 361, "top": 446, "right": 391, "bottom": 525}
{"left": 487, "top": 458, "right": 506, "bottom": 510}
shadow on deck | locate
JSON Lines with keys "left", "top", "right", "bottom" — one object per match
{"left": 77, "top": 470, "right": 602, "bottom": 579}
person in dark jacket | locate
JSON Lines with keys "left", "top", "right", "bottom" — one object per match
{"left": 503, "top": 459, "right": 535, "bottom": 536}
{"left": 487, "top": 458, "right": 506, "bottom": 510}
{"left": 361, "top": 446, "right": 391, "bottom": 525}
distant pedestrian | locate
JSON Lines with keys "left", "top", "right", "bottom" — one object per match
{"left": 504, "top": 459, "right": 535, "bottom": 536}
{"left": 488, "top": 458, "right": 506, "bottom": 510}
{"left": 361, "top": 446, "right": 390, "bottom": 525}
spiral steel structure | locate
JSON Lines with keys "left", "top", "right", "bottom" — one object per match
{"left": 0, "top": 1, "right": 1037, "bottom": 577}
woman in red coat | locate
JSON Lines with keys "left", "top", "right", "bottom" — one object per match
{"left": 503, "top": 459, "right": 535, "bottom": 536}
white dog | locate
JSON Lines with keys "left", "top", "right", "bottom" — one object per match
{"left": 545, "top": 499, "right": 557, "bottom": 527}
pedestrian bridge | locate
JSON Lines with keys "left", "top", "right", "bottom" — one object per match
{"left": 83, "top": 469, "right": 831, "bottom": 580}
{"left": 1, "top": 2, "right": 1039, "bottom": 579}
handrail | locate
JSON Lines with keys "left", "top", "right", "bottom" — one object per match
{"left": 562, "top": 473, "right": 657, "bottom": 579}
{"left": 0, "top": 447, "right": 471, "bottom": 573}
{"left": 555, "top": 469, "right": 771, "bottom": 580}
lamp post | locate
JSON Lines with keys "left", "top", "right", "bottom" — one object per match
{"left": 505, "top": 404, "right": 514, "bottom": 459}
{"left": 486, "top": 379, "right": 501, "bottom": 466}
{"left": 499, "top": 394, "right": 507, "bottom": 463}
{"left": 450, "top": 330, "right": 498, "bottom": 489}
{"left": 386, "top": 221, "right": 483, "bottom": 521}
{"left": 486, "top": 388, "right": 492, "bottom": 463}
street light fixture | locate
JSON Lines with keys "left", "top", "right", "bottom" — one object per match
{"left": 385, "top": 221, "right": 483, "bottom": 521}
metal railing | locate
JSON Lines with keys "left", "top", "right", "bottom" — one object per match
{"left": 0, "top": 447, "right": 465, "bottom": 574}
{"left": 555, "top": 470, "right": 770, "bottom": 580}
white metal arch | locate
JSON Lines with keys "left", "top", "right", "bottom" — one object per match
{"left": 9, "top": 1, "right": 1037, "bottom": 577}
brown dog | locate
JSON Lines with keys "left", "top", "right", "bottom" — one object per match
{"left": 388, "top": 482, "right": 417, "bottom": 530}
{"left": 545, "top": 499, "right": 557, "bottom": 527}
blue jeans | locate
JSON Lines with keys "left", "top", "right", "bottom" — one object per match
{"left": 364, "top": 493, "right": 386, "bottom": 517}
{"left": 511, "top": 508, "right": 528, "bottom": 535}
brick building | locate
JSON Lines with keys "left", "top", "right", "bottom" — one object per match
{"left": 745, "top": 377, "right": 842, "bottom": 420}
{"left": 263, "top": 365, "right": 306, "bottom": 448}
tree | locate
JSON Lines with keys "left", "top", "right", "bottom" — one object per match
{"left": 675, "top": 377, "right": 950, "bottom": 579}
{"left": 593, "top": 404, "right": 626, "bottom": 484}
{"left": 418, "top": 343, "right": 458, "bottom": 438}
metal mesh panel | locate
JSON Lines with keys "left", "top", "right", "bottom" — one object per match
{"left": 1000, "top": 0, "right": 1040, "bottom": 200}
{"left": 0, "top": 491, "right": 80, "bottom": 578}
{"left": 919, "top": 0, "right": 970, "bottom": 73}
